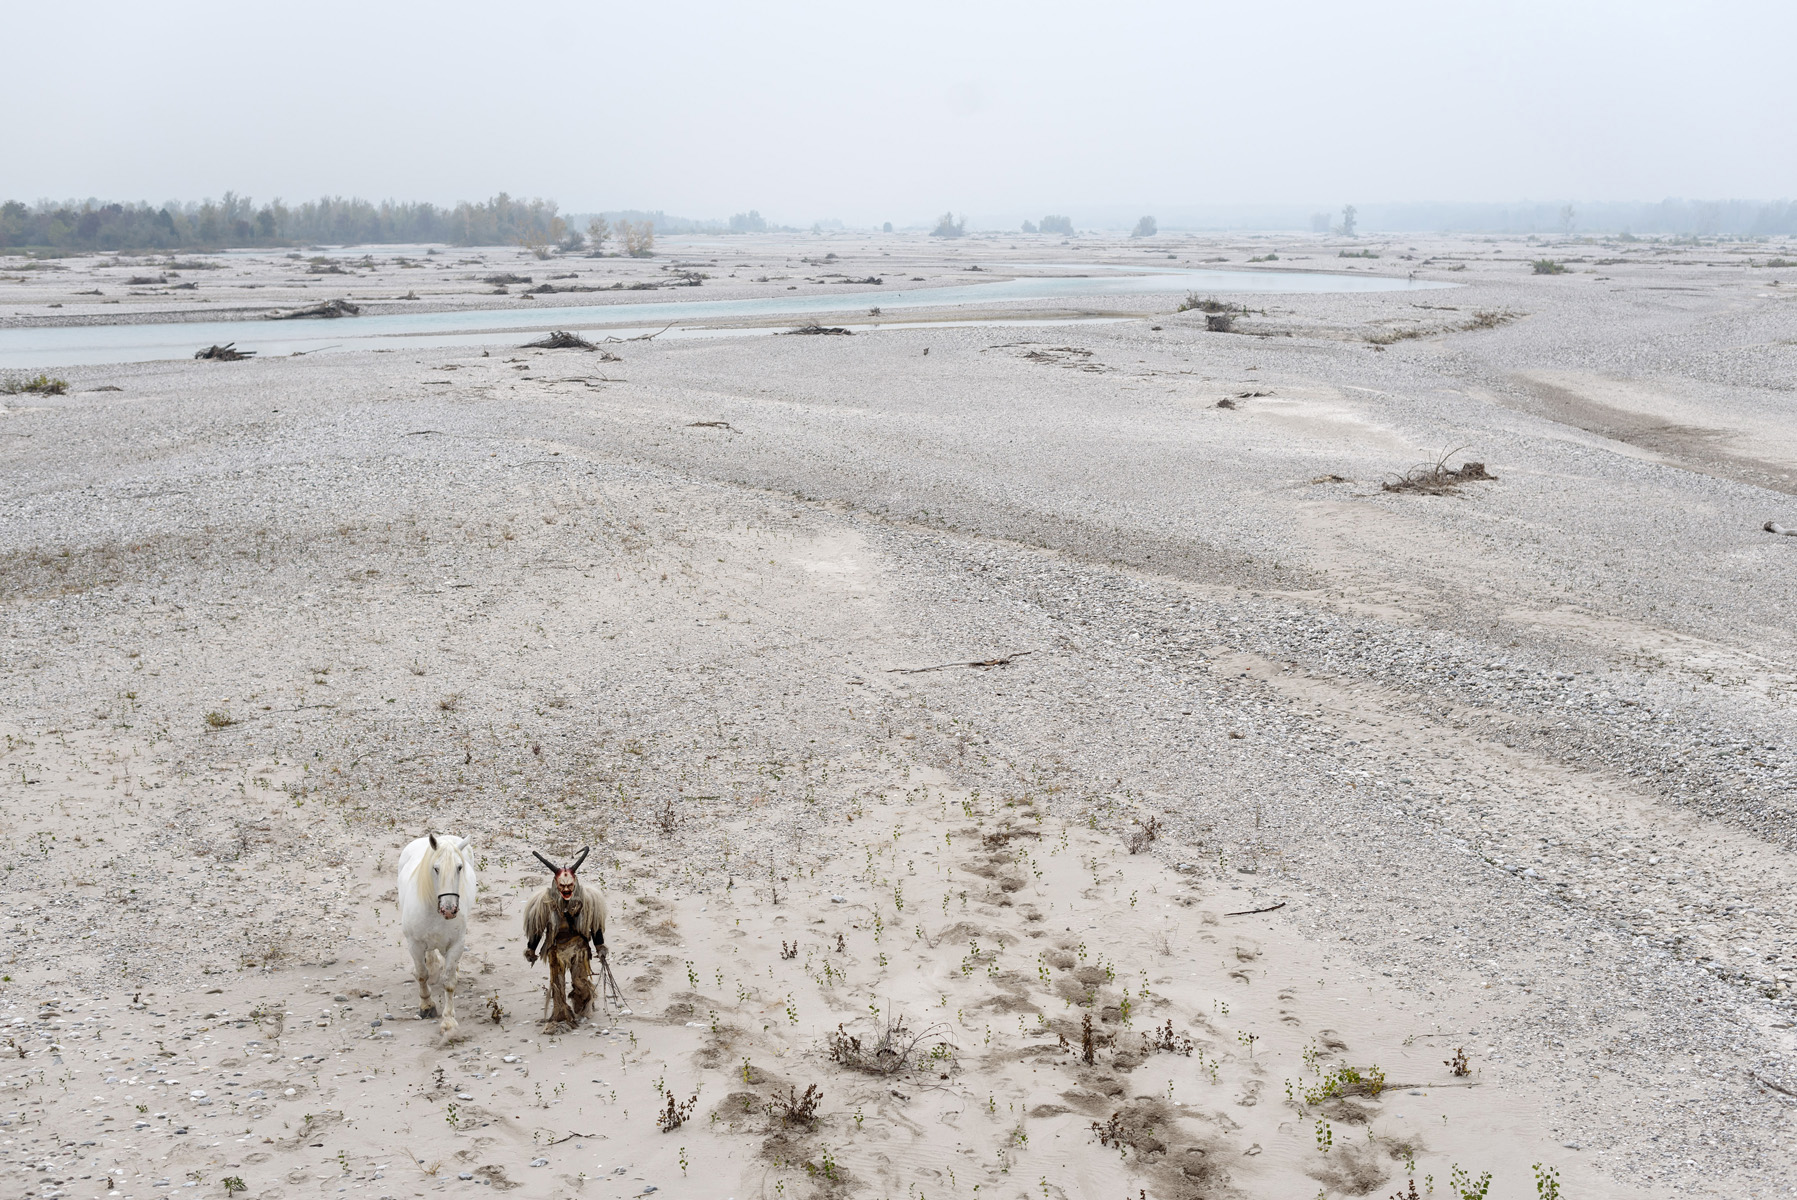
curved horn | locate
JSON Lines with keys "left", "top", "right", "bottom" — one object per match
{"left": 570, "top": 846, "right": 590, "bottom": 873}
{"left": 532, "top": 851, "right": 560, "bottom": 873}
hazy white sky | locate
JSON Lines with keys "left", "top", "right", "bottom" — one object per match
{"left": 8, "top": 0, "right": 1793, "bottom": 225}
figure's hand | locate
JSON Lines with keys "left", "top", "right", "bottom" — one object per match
{"left": 596, "top": 944, "right": 609, "bottom": 963}
{"left": 524, "top": 949, "right": 537, "bottom": 965}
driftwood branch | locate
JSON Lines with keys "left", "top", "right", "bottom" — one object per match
{"left": 1224, "top": 901, "right": 1287, "bottom": 916}
{"left": 1766, "top": 522, "right": 1797, "bottom": 537}
{"left": 1753, "top": 1070, "right": 1797, "bottom": 1098}
{"left": 602, "top": 323, "right": 675, "bottom": 343}
{"left": 887, "top": 651, "right": 1034, "bottom": 675}
{"left": 194, "top": 343, "right": 253, "bottom": 361}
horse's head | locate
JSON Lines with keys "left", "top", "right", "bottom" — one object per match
{"left": 534, "top": 846, "right": 590, "bottom": 902}
{"left": 426, "top": 833, "right": 471, "bottom": 919}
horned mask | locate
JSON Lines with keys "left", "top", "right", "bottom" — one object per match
{"left": 534, "top": 847, "right": 590, "bottom": 901}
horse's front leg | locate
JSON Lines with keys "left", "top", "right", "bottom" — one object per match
{"left": 409, "top": 937, "right": 437, "bottom": 1019}
{"left": 438, "top": 932, "right": 465, "bottom": 1035}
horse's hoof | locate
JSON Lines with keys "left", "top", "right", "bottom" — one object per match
{"left": 419, "top": 1006, "right": 438, "bottom": 1019}
{"left": 440, "top": 1018, "right": 459, "bottom": 1036}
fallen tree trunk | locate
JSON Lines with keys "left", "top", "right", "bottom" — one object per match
{"left": 269, "top": 299, "right": 360, "bottom": 320}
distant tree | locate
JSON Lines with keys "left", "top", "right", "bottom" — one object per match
{"left": 586, "top": 216, "right": 610, "bottom": 254}
{"left": 1021, "top": 219, "right": 1038, "bottom": 233}
{"left": 1340, "top": 204, "right": 1358, "bottom": 237}
{"left": 930, "top": 212, "right": 965, "bottom": 238}
{"left": 882, "top": 221, "right": 893, "bottom": 233}
{"left": 1131, "top": 215, "right": 1157, "bottom": 238}
{"left": 1039, "top": 214, "right": 1074, "bottom": 236}
{"left": 729, "top": 210, "right": 767, "bottom": 234}
{"left": 1559, "top": 204, "right": 1577, "bottom": 237}
{"left": 620, "top": 219, "right": 655, "bottom": 257}
{"left": 1310, "top": 212, "right": 1331, "bottom": 233}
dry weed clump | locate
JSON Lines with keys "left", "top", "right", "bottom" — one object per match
{"left": 1464, "top": 309, "right": 1518, "bottom": 330}
{"left": 1141, "top": 1019, "right": 1194, "bottom": 1056}
{"left": 1127, "top": 815, "right": 1161, "bottom": 855}
{"left": 521, "top": 330, "right": 619, "bottom": 358}
{"left": 766, "top": 1083, "right": 822, "bottom": 1127}
{"left": 1061, "top": 1011, "right": 1102, "bottom": 1064}
{"left": 1177, "top": 293, "right": 1234, "bottom": 313}
{"left": 826, "top": 1014, "right": 953, "bottom": 1076}
{"left": 1382, "top": 451, "right": 1496, "bottom": 495}
{"left": 1366, "top": 310, "right": 1519, "bottom": 344}
{"left": 658, "top": 1090, "right": 699, "bottom": 1132}
{"left": 781, "top": 324, "right": 853, "bottom": 336}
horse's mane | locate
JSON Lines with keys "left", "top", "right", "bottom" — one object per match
{"left": 409, "top": 835, "right": 469, "bottom": 909}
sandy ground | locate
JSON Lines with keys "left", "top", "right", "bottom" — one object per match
{"left": 3, "top": 230, "right": 1797, "bottom": 1200}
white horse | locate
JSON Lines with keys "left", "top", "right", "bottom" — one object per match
{"left": 397, "top": 833, "right": 478, "bottom": 1035}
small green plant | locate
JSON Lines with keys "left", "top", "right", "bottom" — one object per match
{"left": 1450, "top": 1165, "right": 1491, "bottom": 1200}
{"left": 1, "top": 373, "right": 68, "bottom": 396}
{"left": 1301, "top": 1064, "right": 1385, "bottom": 1104}
{"left": 1532, "top": 259, "right": 1567, "bottom": 275}
{"left": 204, "top": 710, "right": 235, "bottom": 729}
{"left": 1315, "top": 1118, "right": 1333, "bottom": 1154}
{"left": 679, "top": 1147, "right": 689, "bottom": 1176}
{"left": 222, "top": 1178, "right": 247, "bottom": 1195}
{"left": 686, "top": 960, "right": 698, "bottom": 987}
{"left": 1532, "top": 1162, "right": 1560, "bottom": 1200}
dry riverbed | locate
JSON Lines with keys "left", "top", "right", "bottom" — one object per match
{"left": 3, "top": 230, "right": 1796, "bottom": 1200}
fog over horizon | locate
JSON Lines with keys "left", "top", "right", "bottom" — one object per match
{"left": 8, "top": 0, "right": 1795, "bottom": 231}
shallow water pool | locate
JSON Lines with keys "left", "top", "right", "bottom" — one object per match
{"left": 0, "top": 266, "right": 1447, "bottom": 369}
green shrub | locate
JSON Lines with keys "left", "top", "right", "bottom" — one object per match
{"left": 1, "top": 373, "right": 67, "bottom": 395}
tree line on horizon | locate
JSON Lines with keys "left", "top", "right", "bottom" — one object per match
{"left": 0, "top": 195, "right": 817, "bottom": 253}
{"left": 0, "top": 193, "right": 573, "bottom": 253}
